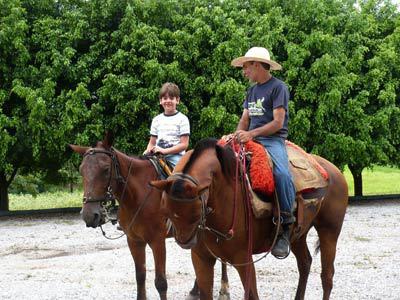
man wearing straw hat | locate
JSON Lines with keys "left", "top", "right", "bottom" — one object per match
{"left": 231, "top": 47, "right": 296, "bottom": 259}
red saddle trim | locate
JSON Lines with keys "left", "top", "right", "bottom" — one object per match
{"left": 218, "top": 139, "right": 274, "bottom": 196}
{"left": 245, "top": 141, "right": 275, "bottom": 196}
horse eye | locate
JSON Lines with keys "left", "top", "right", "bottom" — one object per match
{"left": 173, "top": 213, "right": 180, "bottom": 219}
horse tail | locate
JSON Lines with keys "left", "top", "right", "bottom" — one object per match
{"left": 314, "top": 238, "right": 321, "bottom": 256}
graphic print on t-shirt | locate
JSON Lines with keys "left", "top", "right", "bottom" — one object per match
{"left": 248, "top": 97, "right": 265, "bottom": 116}
{"left": 157, "top": 139, "right": 174, "bottom": 149}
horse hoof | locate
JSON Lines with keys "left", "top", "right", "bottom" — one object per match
{"left": 185, "top": 294, "right": 200, "bottom": 300}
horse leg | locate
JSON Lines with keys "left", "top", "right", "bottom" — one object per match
{"left": 233, "top": 262, "right": 259, "bottom": 300}
{"left": 186, "top": 280, "right": 200, "bottom": 300}
{"left": 191, "top": 250, "right": 215, "bottom": 300}
{"left": 186, "top": 263, "right": 230, "bottom": 300}
{"left": 314, "top": 226, "right": 341, "bottom": 300}
{"left": 291, "top": 234, "right": 312, "bottom": 300}
{"left": 149, "top": 239, "right": 167, "bottom": 300}
{"left": 127, "top": 238, "right": 147, "bottom": 300}
{"left": 218, "top": 263, "right": 230, "bottom": 300}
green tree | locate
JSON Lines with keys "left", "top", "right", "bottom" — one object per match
{"left": 281, "top": 0, "right": 400, "bottom": 196}
{"left": 0, "top": 0, "right": 94, "bottom": 210}
{"left": 1, "top": 0, "right": 399, "bottom": 211}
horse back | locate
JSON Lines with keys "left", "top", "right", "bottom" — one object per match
{"left": 311, "top": 155, "right": 348, "bottom": 228}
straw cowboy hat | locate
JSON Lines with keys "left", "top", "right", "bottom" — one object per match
{"left": 231, "top": 47, "right": 282, "bottom": 70}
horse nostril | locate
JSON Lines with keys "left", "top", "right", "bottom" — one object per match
{"left": 93, "top": 213, "right": 100, "bottom": 227}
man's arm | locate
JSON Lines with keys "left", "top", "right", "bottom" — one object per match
{"left": 236, "top": 107, "right": 285, "bottom": 143}
{"left": 236, "top": 109, "right": 250, "bottom": 131}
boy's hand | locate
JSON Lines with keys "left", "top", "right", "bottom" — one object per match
{"left": 152, "top": 146, "right": 165, "bottom": 154}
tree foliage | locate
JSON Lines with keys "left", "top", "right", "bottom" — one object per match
{"left": 1, "top": 0, "right": 399, "bottom": 209}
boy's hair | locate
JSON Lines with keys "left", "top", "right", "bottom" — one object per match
{"left": 159, "top": 82, "right": 180, "bottom": 99}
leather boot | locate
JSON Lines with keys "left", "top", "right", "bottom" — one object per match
{"left": 271, "top": 224, "right": 291, "bottom": 259}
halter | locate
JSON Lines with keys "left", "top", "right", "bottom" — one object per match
{"left": 82, "top": 148, "right": 126, "bottom": 205}
{"left": 166, "top": 172, "right": 234, "bottom": 248}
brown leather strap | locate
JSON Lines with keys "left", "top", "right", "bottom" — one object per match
{"left": 158, "top": 158, "right": 173, "bottom": 176}
{"left": 295, "top": 193, "right": 304, "bottom": 232}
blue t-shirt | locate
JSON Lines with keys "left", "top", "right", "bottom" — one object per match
{"left": 243, "top": 77, "right": 289, "bottom": 139}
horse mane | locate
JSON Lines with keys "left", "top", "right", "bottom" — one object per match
{"left": 183, "top": 138, "right": 236, "bottom": 179}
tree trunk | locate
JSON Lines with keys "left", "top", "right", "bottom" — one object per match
{"left": 0, "top": 173, "right": 9, "bottom": 211}
{"left": 348, "top": 165, "right": 363, "bottom": 197}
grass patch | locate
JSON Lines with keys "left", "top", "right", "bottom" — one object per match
{"left": 7, "top": 165, "right": 400, "bottom": 210}
{"left": 343, "top": 165, "right": 400, "bottom": 196}
{"left": 9, "top": 189, "right": 82, "bottom": 211}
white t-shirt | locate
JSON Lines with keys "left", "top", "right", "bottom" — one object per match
{"left": 150, "top": 112, "right": 190, "bottom": 155}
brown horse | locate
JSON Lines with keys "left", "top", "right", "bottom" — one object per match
{"left": 151, "top": 138, "right": 348, "bottom": 300}
{"left": 70, "top": 134, "right": 230, "bottom": 300}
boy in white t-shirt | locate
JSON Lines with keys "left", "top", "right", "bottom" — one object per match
{"left": 144, "top": 82, "right": 190, "bottom": 167}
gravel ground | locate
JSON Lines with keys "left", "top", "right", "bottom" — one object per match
{"left": 1, "top": 199, "right": 399, "bottom": 300}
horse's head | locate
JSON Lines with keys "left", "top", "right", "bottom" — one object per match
{"left": 151, "top": 173, "right": 207, "bottom": 249}
{"left": 69, "top": 133, "right": 120, "bottom": 228}
{"left": 151, "top": 138, "right": 236, "bottom": 249}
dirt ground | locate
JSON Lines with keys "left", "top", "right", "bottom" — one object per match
{"left": 1, "top": 199, "right": 399, "bottom": 300}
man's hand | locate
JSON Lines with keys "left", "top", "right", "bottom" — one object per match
{"left": 235, "top": 130, "right": 253, "bottom": 143}
{"left": 221, "top": 133, "right": 234, "bottom": 142}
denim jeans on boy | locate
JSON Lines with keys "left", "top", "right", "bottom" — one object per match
{"left": 257, "top": 136, "right": 296, "bottom": 217}
{"left": 165, "top": 154, "right": 182, "bottom": 168}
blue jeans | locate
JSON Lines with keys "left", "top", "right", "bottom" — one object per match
{"left": 165, "top": 154, "right": 182, "bottom": 168}
{"left": 257, "top": 137, "right": 296, "bottom": 215}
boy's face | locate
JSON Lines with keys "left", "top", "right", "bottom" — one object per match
{"left": 160, "top": 94, "right": 179, "bottom": 115}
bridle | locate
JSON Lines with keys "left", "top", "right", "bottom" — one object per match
{"left": 81, "top": 147, "right": 158, "bottom": 240}
{"left": 166, "top": 142, "right": 277, "bottom": 271}
{"left": 82, "top": 148, "right": 126, "bottom": 205}
{"left": 166, "top": 173, "right": 234, "bottom": 249}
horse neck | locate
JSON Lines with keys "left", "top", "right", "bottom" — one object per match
{"left": 200, "top": 152, "right": 247, "bottom": 229}
{"left": 114, "top": 150, "right": 157, "bottom": 206}
{"left": 186, "top": 149, "right": 245, "bottom": 216}
{"left": 184, "top": 149, "right": 219, "bottom": 190}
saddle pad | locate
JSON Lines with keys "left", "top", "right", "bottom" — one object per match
{"left": 286, "top": 142, "right": 329, "bottom": 192}
{"left": 218, "top": 138, "right": 328, "bottom": 197}
{"left": 245, "top": 141, "right": 275, "bottom": 196}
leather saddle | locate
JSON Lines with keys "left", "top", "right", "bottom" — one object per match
{"left": 247, "top": 141, "right": 329, "bottom": 220}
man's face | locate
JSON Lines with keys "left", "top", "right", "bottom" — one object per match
{"left": 160, "top": 94, "right": 179, "bottom": 115}
{"left": 242, "top": 61, "right": 258, "bottom": 82}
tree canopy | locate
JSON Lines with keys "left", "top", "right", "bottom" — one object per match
{"left": 1, "top": 0, "right": 399, "bottom": 209}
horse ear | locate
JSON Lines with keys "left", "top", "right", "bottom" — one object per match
{"left": 103, "top": 130, "right": 114, "bottom": 148}
{"left": 149, "top": 179, "right": 172, "bottom": 192}
{"left": 69, "top": 144, "right": 89, "bottom": 156}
